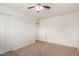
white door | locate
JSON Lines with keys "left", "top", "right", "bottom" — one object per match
{"left": 0, "top": 14, "right": 11, "bottom": 54}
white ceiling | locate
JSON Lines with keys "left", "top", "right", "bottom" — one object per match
{"left": 0, "top": 3, "right": 79, "bottom": 20}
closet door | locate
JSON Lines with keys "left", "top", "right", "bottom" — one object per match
{"left": 0, "top": 14, "right": 10, "bottom": 54}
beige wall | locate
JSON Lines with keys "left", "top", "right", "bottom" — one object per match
{"left": 0, "top": 5, "right": 36, "bottom": 54}
{"left": 39, "top": 12, "right": 79, "bottom": 48}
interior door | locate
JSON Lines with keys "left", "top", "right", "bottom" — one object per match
{"left": 0, "top": 14, "right": 10, "bottom": 54}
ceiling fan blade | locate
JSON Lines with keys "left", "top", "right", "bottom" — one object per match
{"left": 27, "top": 6, "right": 35, "bottom": 9}
{"left": 43, "top": 5, "right": 50, "bottom": 9}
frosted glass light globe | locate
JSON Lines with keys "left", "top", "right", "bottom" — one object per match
{"left": 35, "top": 6, "right": 44, "bottom": 11}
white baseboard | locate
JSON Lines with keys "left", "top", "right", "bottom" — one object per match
{"left": 12, "top": 40, "right": 35, "bottom": 51}
{"left": 38, "top": 40, "right": 77, "bottom": 48}
{"left": 0, "top": 48, "right": 10, "bottom": 54}
{"left": 0, "top": 40, "right": 35, "bottom": 54}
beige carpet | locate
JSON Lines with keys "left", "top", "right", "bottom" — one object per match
{"left": 0, "top": 41, "right": 79, "bottom": 56}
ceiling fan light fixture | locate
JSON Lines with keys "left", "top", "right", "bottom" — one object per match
{"left": 27, "top": 3, "right": 50, "bottom": 13}
{"left": 35, "top": 5, "right": 44, "bottom": 12}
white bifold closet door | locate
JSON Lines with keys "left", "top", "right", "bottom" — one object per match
{"left": 0, "top": 14, "right": 11, "bottom": 54}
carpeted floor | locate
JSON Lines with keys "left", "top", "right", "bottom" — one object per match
{"left": 0, "top": 41, "right": 79, "bottom": 56}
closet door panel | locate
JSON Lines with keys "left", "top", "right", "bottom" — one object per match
{"left": 0, "top": 15, "right": 6, "bottom": 53}
{"left": 0, "top": 14, "right": 11, "bottom": 54}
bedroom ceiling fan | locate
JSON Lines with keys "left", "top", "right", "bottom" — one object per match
{"left": 27, "top": 3, "right": 51, "bottom": 13}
